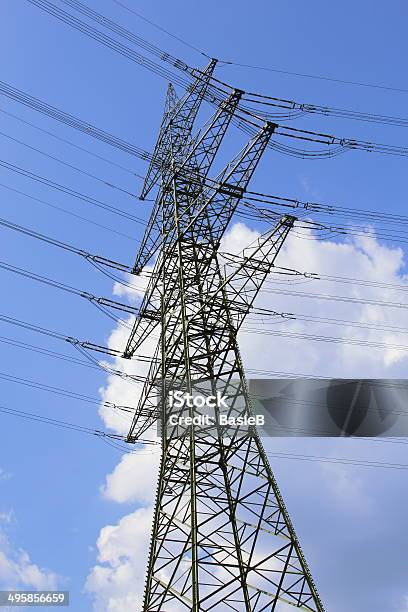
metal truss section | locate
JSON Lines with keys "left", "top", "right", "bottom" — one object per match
{"left": 124, "top": 66, "right": 325, "bottom": 611}
{"left": 124, "top": 93, "right": 245, "bottom": 357}
{"left": 131, "top": 88, "right": 243, "bottom": 276}
{"left": 140, "top": 59, "right": 217, "bottom": 201}
{"left": 211, "top": 215, "right": 296, "bottom": 330}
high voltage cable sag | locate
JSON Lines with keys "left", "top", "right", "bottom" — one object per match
{"left": 110, "top": 0, "right": 408, "bottom": 96}
{"left": 0, "top": 106, "right": 144, "bottom": 178}
{"left": 0, "top": 158, "right": 148, "bottom": 225}
{"left": 0, "top": 129, "right": 142, "bottom": 199}
{"left": 0, "top": 79, "right": 153, "bottom": 159}
{"left": 0, "top": 311, "right": 155, "bottom": 363}
{"left": 0, "top": 182, "right": 138, "bottom": 242}
{"left": 0, "top": 214, "right": 132, "bottom": 273}
{"left": 35, "top": 0, "right": 408, "bottom": 133}
{"left": 20, "top": 1, "right": 408, "bottom": 159}
{"left": 0, "top": 259, "right": 140, "bottom": 330}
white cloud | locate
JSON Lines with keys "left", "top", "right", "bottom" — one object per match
{"left": 0, "top": 511, "right": 15, "bottom": 525}
{"left": 0, "top": 468, "right": 11, "bottom": 482}
{"left": 228, "top": 223, "right": 408, "bottom": 377}
{"left": 101, "top": 450, "right": 160, "bottom": 506}
{"left": 85, "top": 507, "right": 153, "bottom": 612}
{"left": 97, "top": 314, "right": 159, "bottom": 437}
{"left": 87, "top": 222, "right": 408, "bottom": 609}
{"left": 0, "top": 529, "right": 58, "bottom": 591}
{"left": 86, "top": 275, "right": 160, "bottom": 610}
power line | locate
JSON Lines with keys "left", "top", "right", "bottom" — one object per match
{"left": 110, "top": 0, "right": 210, "bottom": 59}
{"left": 0, "top": 403, "right": 158, "bottom": 449}
{"left": 294, "top": 221, "right": 408, "bottom": 247}
{"left": 0, "top": 79, "right": 153, "bottom": 159}
{"left": 190, "top": 172, "right": 408, "bottom": 231}
{"left": 10, "top": 154, "right": 405, "bottom": 251}
{"left": 0, "top": 310, "right": 155, "bottom": 363}
{"left": 221, "top": 61, "right": 408, "bottom": 95}
{"left": 2, "top": 398, "right": 408, "bottom": 469}
{"left": 13, "top": 201, "right": 406, "bottom": 307}
{"left": 5, "top": 207, "right": 408, "bottom": 359}
{"left": 0, "top": 106, "right": 144, "bottom": 178}
{"left": 236, "top": 207, "right": 408, "bottom": 248}
{"left": 0, "top": 333, "right": 101, "bottom": 371}
{"left": 4, "top": 329, "right": 408, "bottom": 458}
{"left": 0, "top": 213, "right": 132, "bottom": 273}
{"left": 57, "top": 0, "right": 194, "bottom": 73}
{"left": 204, "top": 72, "right": 408, "bottom": 127}
{"left": 239, "top": 198, "right": 408, "bottom": 244}
{"left": 255, "top": 285, "right": 408, "bottom": 311}
{"left": 242, "top": 327, "right": 408, "bottom": 354}
{"left": 5, "top": 213, "right": 408, "bottom": 353}
{"left": 280, "top": 270, "right": 408, "bottom": 293}
{"left": 0, "top": 333, "right": 148, "bottom": 385}
{"left": 192, "top": 174, "right": 408, "bottom": 228}
{"left": 108, "top": 0, "right": 408, "bottom": 97}
{"left": 266, "top": 451, "right": 408, "bottom": 471}
{"left": 55, "top": 0, "right": 408, "bottom": 128}
{"left": 0, "top": 181, "right": 137, "bottom": 242}
{"left": 0, "top": 213, "right": 151, "bottom": 294}
{"left": 0, "top": 158, "right": 147, "bottom": 225}
{"left": 4, "top": 398, "right": 408, "bottom": 469}
{"left": 0, "top": 368, "right": 136, "bottom": 413}
{"left": 22, "top": 2, "right": 408, "bottom": 160}
{"left": 24, "top": 0, "right": 192, "bottom": 88}
{"left": 0, "top": 129, "right": 141, "bottom": 199}
{"left": 247, "top": 310, "right": 408, "bottom": 336}
{"left": 8, "top": 6, "right": 407, "bottom": 603}
{"left": 0, "top": 404, "right": 124, "bottom": 439}
{"left": 0, "top": 258, "right": 140, "bottom": 328}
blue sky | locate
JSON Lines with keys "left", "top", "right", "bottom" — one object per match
{"left": 0, "top": 0, "right": 407, "bottom": 610}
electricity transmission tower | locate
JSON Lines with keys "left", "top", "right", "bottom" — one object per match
{"left": 124, "top": 60, "right": 325, "bottom": 611}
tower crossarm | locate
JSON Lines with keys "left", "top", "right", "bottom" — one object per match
{"left": 123, "top": 124, "right": 278, "bottom": 363}
{"left": 188, "top": 215, "right": 296, "bottom": 330}
{"left": 133, "top": 123, "right": 279, "bottom": 362}
{"left": 137, "top": 121, "right": 277, "bottom": 291}
{"left": 126, "top": 343, "right": 162, "bottom": 442}
{"left": 175, "top": 122, "right": 277, "bottom": 248}
{"left": 140, "top": 58, "right": 217, "bottom": 201}
{"left": 132, "top": 88, "right": 243, "bottom": 275}
{"left": 124, "top": 94, "right": 252, "bottom": 359}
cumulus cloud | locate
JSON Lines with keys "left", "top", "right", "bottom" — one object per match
{"left": 86, "top": 222, "right": 408, "bottom": 610}
{"left": 0, "top": 471, "right": 58, "bottom": 593}
{"left": 0, "top": 528, "right": 58, "bottom": 591}
{"left": 0, "top": 511, "right": 15, "bottom": 525}
{"left": 225, "top": 222, "right": 408, "bottom": 377}
{"left": 0, "top": 469, "right": 11, "bottom": 482}
{"left": 85, "top": 507, "right": 153, "bottom": 612}
{"left": 87, "top": 269, "right": 160, "bottom": 610}
{"left": 101, "top": 450, "right": 160, "bottom": 505}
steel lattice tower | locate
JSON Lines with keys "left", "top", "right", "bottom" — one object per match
{"left": 123, "top": 61, "right": 325, "bottom": 612}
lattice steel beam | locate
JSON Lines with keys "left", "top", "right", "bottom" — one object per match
{"left": 124, "top": 66, "right": 325, "bottom": 612}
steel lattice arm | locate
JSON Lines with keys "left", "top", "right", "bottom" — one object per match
{"left": 132, "top": 87, "right": 243, "bottom": 275}
{"left": 209, "top": 214, "right": 296, "bottom": 330}
{"left": 124, "top": 92, "right": 246, "bottom": 358}
{"left": 139, "top": 59, "right": 217, "bottom": 201}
